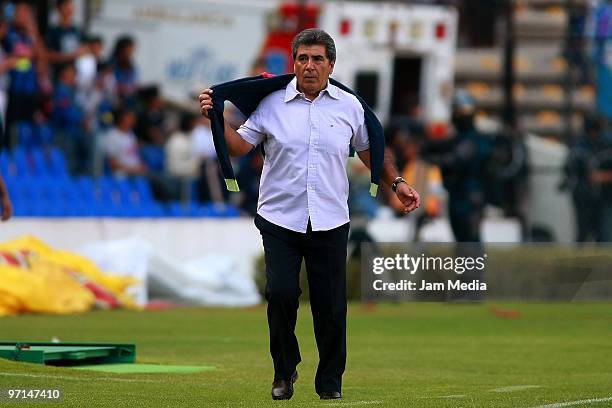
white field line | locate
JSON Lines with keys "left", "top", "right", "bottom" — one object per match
{"left": 317, "top": 401, "right": 384, "bottom": 406}
{"left": 492, "top": 385, "right": 542, "bottom": 393}
{"left": 0, "top": 372, "right": 161, "bottom": 384}
{"left": 529, "top": 397, "right": 612, "bottom": 408}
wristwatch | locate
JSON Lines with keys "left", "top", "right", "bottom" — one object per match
{"left": 391, "top": 176, "right": 406, "bottom": 193}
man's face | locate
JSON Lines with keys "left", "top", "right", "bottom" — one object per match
{"left": 13, "top": 4, "right": 31, "bottom": 29}
{"left": 121, "top": 111, "right": 136, "bottom": 129}
{"left": 293, "top": 44, "right": 334, "bottom": 97}
{"left": 59, "top": 1, "right": 74, "bottom": 21}
{"left": 90, "top": 41, "right": 103, "bottom": 57}
{"left": 61, "top": 67, "right": 76, "bottom": 86}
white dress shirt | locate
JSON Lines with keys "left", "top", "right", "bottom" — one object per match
{"left": 104, "top": 128, "right": 143, "bottom": 175}
{"left": 237, "top": 77, "right": 370, "bottom": 233}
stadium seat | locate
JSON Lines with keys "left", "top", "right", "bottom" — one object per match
{"left": 48, "top": 147, "right": 69, "bottom": 177}
{"left": 140, "top": 146, "right": 165, "bottom": 173}
{"left": 0, "top": 150, "right": 10, "bottom": 177}
{"left": 16, "top": 122, "right": 36, "bottom": 150}
{"left": 37, "top": 125, "right": 54, "bottom": 146}
{"left": 75, "top": 176, "right": 97, "bottom": 205}
{"left": 131, "top": 177, "right": 154, "bottom": 203}
{"left": 12, "top": 147, "right": 32, "bottom": 177}
{"left": 115, "top": 178, "right": 135, "bottom": 205}
{"left": 168, "top": 202, "right": 192, "bottom": 217}
{"left": 195, "top": 202, "right": 241, "bottom": 218}
{"left": 144, "top": 202, "right": 165, "bottom": 217}
{"left": 98, "top": 176, "right": 121, "bottom": 205}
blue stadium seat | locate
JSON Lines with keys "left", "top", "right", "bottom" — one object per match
{"left": 131, "top": 177, "right": 154, "bottom": 203}
{"left": 0, "top": 150, "right": 10, "bottom": 177}
{"left": 12, "top": 147, "right": 32, "bottom": 177}
{"left": 221, "top": 204, "right": 240, "bottom": 218}
{"left": 75, "top": 176, "right": 97, "bottom": 204}
{"left": 138, "top": 202, "right": 165, "bottom": 217}
{"left": 37, "top": 125, "right": 54, "bottom": 146}
{"left": 115, "top": 178, "right": 135, "bottom": 205}
{"left": 16, "top": 122, "right": 35, "bottom": 150}
{"left": 98, "top": 176, "right": 121, "bottom": 205}
{"left": 168, "top": 202, "right": 192, "bottom": 217}
{"left": 194, "top": 204, "right": 212, "bottom": 217}
{"left": 48, "top": 147, "right": 69, "bottom": 177}
{"left": 140, "top": 145, "right": 165, "bottom": 173}
{"left": 196, "top": 203, "right": 241, "bottom": 218}
{"left": 30, "top": 148, "right": 49, "bottom": 176}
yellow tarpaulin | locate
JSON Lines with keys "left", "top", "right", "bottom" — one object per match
{"left": 0, "top": 236, "right": 140, "bottom": 316}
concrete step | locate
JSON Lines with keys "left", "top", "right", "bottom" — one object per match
{"left": 475, "top": 110, "right": 583, "bottom": 137}
{"left": 514, "top": 7, "right": 567, "bottom": 38}
{"left": 455, "top": 47, "right": 569, "bottom": 82}
{"left": 517, "top": 0, "right": 588, "bottom": 10}
{"left": 458, "top": 82, "right": 594, "bottom": 111}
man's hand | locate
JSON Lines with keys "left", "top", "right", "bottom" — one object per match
{"left": 1, "top": 196, "right": 12, "bottom": 221}
{"left": 395, "top": 183, "right": 420, "bottom": 214}
{"left": 197, "top": 88, "right": 254, "bottom": 157}
{"left": 591, "top": 170, "right": 612, "bottom": 184}
{"left": 199, "top": 89, "right": 213, "bottom": 118}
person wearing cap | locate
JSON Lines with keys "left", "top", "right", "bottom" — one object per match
{"left": 200, "top": 28, "right": 420, "bottom": 401}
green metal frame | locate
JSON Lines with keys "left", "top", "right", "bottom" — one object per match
{"left": 0, "top": 342, "right": 136, "bottom": 365}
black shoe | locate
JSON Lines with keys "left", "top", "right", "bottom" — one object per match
{"left": 319, "top": 391, "right": 342, "bottom": 400}
{"left": 271, "top": 371, "right": 298, "bottom": 400}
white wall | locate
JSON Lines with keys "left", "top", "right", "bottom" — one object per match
{"left": 0, "top": 216, "right": 520, "bottom": 263}
{"left": 0, "top": 218, "right": 264, "bottom": 262}
{"left": 525, "top": 134, "right": 575, "bottom": 242}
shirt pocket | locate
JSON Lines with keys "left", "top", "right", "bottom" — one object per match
{"left": 321, "top": 117, "right": 352, "bottom": 157}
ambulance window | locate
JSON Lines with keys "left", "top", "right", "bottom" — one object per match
{"left": 355, "top": 72, "right": 378, "bottom": 109}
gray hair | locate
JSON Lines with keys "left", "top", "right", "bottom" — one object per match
{"left": 291, "top": 28, "right": 336, "bottom": 62}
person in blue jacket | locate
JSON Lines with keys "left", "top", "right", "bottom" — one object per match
{"left": 200, "top": 29, "right": 420, "bottom": 401}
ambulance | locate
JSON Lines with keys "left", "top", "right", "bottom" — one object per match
{"left": 86, "top": 0, "right": 457, "bottom": 130}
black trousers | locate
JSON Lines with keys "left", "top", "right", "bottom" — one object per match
{"left": 254, "top": 214, "right": 349, "bottom": 394}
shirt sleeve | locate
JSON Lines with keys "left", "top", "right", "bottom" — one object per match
{"left": 351, "top": 106, "right": 370, "bottom": 152}
{"left": 237, "top": 105, "right": 266, "bottom": 146}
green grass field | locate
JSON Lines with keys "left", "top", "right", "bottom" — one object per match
{"left": 1, "top": 303, "right": 611, "bottom": 407}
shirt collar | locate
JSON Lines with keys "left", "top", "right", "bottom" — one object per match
{"left": 284, "top": 77, "right": 340, "bottom": 102}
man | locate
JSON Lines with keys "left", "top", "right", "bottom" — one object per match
{"left": 104, "top": 108, "right": 146, "bottom": 176}
{"left": 199, "top": 28, "right": 420, "bottom": 400}
{"left": 423, "top": 91, "right": 490, "bottom": 243}
{"left": 46, "top": 0, "right": 87, "bottom": 78}
{"left": 422, "top": 91, "right": 490, "bottom": 300}
{"left": 561, "top": 113, "right": 606, "bottom": 242}
{"left": 52, "top": 63, "right": 88, "bottom": 175}
{"left": 3, "top": 0, "right": 41, "bottom": 142}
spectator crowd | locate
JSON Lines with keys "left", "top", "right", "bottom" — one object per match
{"left": 0, "top": 0, "right": 233, "bottom": 209}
